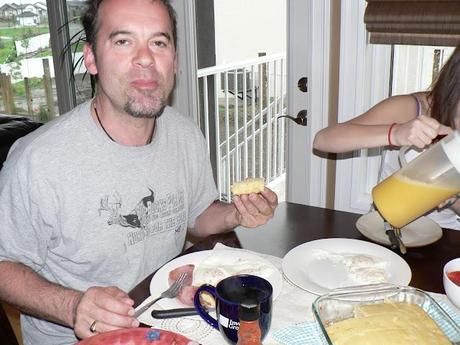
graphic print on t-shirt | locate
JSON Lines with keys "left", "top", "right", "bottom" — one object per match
{"left": 98, "top": 188, "right": 186, "bottom": 247}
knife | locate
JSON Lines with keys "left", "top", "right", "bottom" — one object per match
{"left": 383, "top": 221, "right": 399, "bottom": 251}
{"left": 151, "top": 307, "right": 199, "bottom": 319}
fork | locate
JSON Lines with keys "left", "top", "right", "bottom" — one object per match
{"left": 134, "top": 271, "right": 187, "bottom": 318}
{"left": 393, "top": 227, "right": 407, "bottom": 254}
{"left": 384, "top": 221, "right": 406, "bottom": 254}
{"left": 384, "top": 221, "right": 399, "bottom": 251}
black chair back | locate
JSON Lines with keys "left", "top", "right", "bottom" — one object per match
{"left": 0, "top": 114, "right": 42, "bottom": 345}
{"left": 0, "top": 115, "right": 43, "bottom": 171}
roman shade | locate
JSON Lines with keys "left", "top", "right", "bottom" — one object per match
{"left": 364, "top": 0, "right": 460, "bottom": 46}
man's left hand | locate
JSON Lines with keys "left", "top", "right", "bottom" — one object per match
{"left": 232, "top": 188, "right": 278, "bottom": 227}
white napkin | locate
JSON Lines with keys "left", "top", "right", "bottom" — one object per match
{"left": 136, "top": 243, "right": 317, "bottom": 345}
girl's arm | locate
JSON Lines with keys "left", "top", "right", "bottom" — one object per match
{"left": 313, "top": 92, "right": 450, "bottom": 153}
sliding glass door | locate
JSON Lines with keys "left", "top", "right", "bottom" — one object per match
{"left": 0, "top": 0, "right": 90, "bottom": 120}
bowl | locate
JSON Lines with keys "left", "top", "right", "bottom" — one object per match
{"left": 443, "top": 258, "right": 460, "bottom": 309}
{"left": 312, "top": 283, "right": 460, "bottom": 345}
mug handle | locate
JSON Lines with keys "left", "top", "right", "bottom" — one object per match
{"left": 398, "top": 145, "right": 410, "bottom": 167}
{"left": 193, "top": 284, "right": 218, "bottom": 329}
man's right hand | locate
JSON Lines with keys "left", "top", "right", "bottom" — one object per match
{"left": 73, "top": 286, "right": 139, "bottom": 339}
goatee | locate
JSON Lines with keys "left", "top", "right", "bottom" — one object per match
{"left": 124, "top": 92, "right": 167, "bottom": 118}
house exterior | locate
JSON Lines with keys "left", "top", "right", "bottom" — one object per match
{"left": 67, "top": 1, "right": 84, "bottom": 20}
{"left": 17, "top": 10, "right": 38, "bottom": 26}
{"left": 0, "top": 2, "right": 48, "bottom": 25}
{"left": 18, "top": 4, "right": 37, "bottom": 15}
{"left": 34, "top": 2, "right": 47, "bottom": 20}
{"left": 34, "top": 2, "right": 47, "bottom": 12}
{"left": 34, "top": 2, "right": 47, "bottom": 23}
{"left": 0, "top": 4, "right": 18, "bottom": 18}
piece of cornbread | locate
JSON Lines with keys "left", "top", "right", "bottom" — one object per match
{"left": 326, "top": 302, "right": 450, "bottom": 345}
{"left": 230, "top": 178, "right": 265, "bottom": 195}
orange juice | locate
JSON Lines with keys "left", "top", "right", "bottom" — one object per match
{"left": 372, "top": 174, "right": 459, "bottom": 228}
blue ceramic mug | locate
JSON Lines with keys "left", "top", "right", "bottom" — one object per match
{"left": 193, "top": 274, "right": 273, "bottom": 344}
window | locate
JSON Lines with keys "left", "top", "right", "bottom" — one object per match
{"left": 66, "top": 0, "right": 92, "bottom": 106}
{"left": 391, "top": 45, "right": 455, "bottom": 96}
{"left": 0, "top": 0, "right": 89, "bottom": 121}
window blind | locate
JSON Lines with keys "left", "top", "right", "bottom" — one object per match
{"left": 364, "top": 0, "right": 460, "bottom": 46}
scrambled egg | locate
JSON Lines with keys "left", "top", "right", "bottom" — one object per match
{"left": 192, "top": 255, "right": 275, "bottom": 287}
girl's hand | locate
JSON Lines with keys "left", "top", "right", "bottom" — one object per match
{"left": 391, "top": 115, "right": 452, "bottom": 148}
{"left": 438, "top": 193, "right": 460, "bottom": 209}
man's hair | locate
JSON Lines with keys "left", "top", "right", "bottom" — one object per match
{"left": 429, "top": 43, "right": 460, "bottom": 128}
{"left": 81, "top": 0, "right": 177, "bottom": 50}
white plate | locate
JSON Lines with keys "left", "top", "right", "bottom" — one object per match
{"left": 282, "top": 238, "right": 412, "bottom": 295}
{"left": 149, "top": 248, "right": 283, "bottom": 309}
{"left": 356, "top": 211, "right": 443, "bottom": 247}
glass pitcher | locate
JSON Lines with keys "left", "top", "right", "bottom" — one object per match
{"left": 372, "top": 130, "right": 460, "bottom": 228}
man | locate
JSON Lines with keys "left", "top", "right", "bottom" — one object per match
{"left": 0, "top": 0, "right": 278, "bottom": 344}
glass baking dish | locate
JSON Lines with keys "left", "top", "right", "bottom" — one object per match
{"left": 312, "top": 283, "right": 460, "bottom": 345}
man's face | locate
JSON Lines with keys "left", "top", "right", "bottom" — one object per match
{"left": 84, "top": 0, "right": 177, "bottom": 118}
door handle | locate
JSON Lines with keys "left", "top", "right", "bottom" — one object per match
{"left": 278, "top": 109, "right": 307, "bottom": 126}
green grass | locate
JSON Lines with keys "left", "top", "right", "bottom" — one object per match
{"left": 0, "top": 39, "right": 15, "bottom": 63}
{"left": 0, "top": 26, "right": 49, "bottom": 40}
{"left": 0, "top": 26, "right": 50, "bottom": 63}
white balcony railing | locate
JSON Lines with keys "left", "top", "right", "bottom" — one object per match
{"left": 197, "top": 53, "right": 287, "bottom": 201}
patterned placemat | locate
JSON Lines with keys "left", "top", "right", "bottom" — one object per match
{"left": 272, "top": 322, "right": 325, "bottom": 345}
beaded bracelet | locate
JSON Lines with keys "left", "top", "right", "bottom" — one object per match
{"left": 388, "top": 123, "right": 397, "bottom": 146}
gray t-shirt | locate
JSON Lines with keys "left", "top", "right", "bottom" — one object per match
{"left": 0, "top": 100, "right": 218, "bottom": 344}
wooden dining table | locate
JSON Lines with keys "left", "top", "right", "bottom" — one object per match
{"left": 2, "top": 202, "right": 457, "bottom": 345}
{"left": 129, "top": 201, "right": 460, "bottom": 306}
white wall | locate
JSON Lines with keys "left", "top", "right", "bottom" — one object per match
{"left": 392, "top": 46, "right": 455, "bottom": 96}
{"left": 213, "top": 0, "right": 286, "bottom": 64}
{"left": 334, "top": 0, "right": 392, "bottom": 214}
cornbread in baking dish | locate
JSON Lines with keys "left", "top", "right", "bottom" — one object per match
{"left": 326, "top": 302, "right": 451, "bottom": 345}
{"left": 230, "top": 178, "right": 265, "bottom": 195}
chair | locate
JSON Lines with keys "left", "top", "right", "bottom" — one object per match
{"left": 0, "top": 114, "right": 43, "bottom": 169}
{"left": 1, "top": 303, "right": 20, "bottom": 345}
{"left": 0, "top": 114, "right": 43, "bottom": 345}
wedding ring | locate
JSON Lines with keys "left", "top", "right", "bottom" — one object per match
{"left": 89, "top": 320, "right": 97, "bottom": 333}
